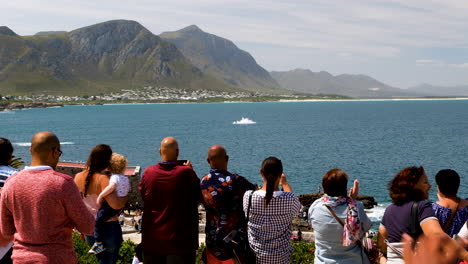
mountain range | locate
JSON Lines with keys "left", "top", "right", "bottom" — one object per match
{"left": 160, "top": 25, "right": 281, "bottom": 93}
{"left": 407, "top": 83, "right": 468, "bottom": 97}
{"left": 0, "top": 21, "right": 235, "bottom": 95}
{"left": 0, "top": 20, "right": 466, "bottom": 98}
{"left": 270, "top": 69, "right": 420, "bottom": 98}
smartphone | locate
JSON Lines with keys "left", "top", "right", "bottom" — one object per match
{"left": 177, "top": 160, "right": 188, "bottom": 165}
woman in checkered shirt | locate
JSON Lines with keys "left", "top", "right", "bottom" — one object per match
{"left": 243, "top": 157, "right": 301, "bottom": 264}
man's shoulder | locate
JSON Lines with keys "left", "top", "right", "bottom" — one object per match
{"left": 52, "top": 171, "right": 74, "bottom": 181}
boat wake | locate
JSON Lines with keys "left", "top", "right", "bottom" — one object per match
{"left": 14, "top": 142, "right": 75, "bottom": 147}
{"left": 232, "top": 117, "right": 256, "bottom": 125}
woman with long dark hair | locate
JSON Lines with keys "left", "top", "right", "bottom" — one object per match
{"left": 74, "top": 144, "right": 127, "bottom": 264}
{"left": 243, "top": 157, "right": 300, "bottom": 264}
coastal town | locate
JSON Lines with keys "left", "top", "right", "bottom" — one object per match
{"left": 0, "top": 86, "right": 327, "bottom": 111}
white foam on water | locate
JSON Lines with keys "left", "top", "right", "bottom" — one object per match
{"left": 0, "top": 110, "right": 14, "bottom": 114}
{"left": 232, "top": 117, "right": 256, "bottom": 125}
{"left": 13, "top": 142, "right": 31, "bottom": 147}
{"left": 365, "top": 203, "right": 389, "bottom": 222}
{"left": 14, "top": 142, "right": 75, "bottom": 147}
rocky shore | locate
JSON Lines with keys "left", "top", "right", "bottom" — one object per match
{"left": 299, "top": 193, "right": 377, "bottom": 210}
{"left": 0, "top": 102, "right": 64, "bottom": 111}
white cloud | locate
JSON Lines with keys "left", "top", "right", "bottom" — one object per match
{"left": 417, "top": 59, "right": 468, "bottom": 69}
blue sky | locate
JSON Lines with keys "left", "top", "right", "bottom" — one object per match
{"left": 2, "top": 0, "right": 468, "bottom": 88}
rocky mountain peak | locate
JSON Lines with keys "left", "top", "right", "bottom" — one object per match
{"left": 179, "top": 25, "right": 203, "bottom": 33}
{"left": 0, "top": 26, "right": 17, "bottom": 36}
{"left": 69, "top": 19, "right": 153, "bottom": 56}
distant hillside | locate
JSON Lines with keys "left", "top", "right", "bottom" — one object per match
{"left": 34, "top": 31, "right": 67, "bottom": 36}
{"left": 271, "top": 68, "right": 419, "bottom": 98}
{"left": 407, "top": 83, "right": 468, "bottom": 96}
{"left": 160, "top": 25, "right": 284, "bottom": 93}
{"left": 0, "top": 20, "right": 234, "bottom": 95}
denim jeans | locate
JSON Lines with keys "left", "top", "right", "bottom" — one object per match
{"left": 95, "top": 201, "right": 121, "bottom": 242}
{"left": 86, "top": 221, "right": 122, "bottom": 264}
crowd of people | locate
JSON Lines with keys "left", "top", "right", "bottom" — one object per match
{"left": 0, "top": 132, "right": 467, "bottom": 264}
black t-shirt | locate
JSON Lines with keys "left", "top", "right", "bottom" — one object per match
{"left": 381, "top": 200, "right": 436, "bottom": 243}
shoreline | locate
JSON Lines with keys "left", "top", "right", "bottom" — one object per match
{"left": 2, "top": 96, "right": 468, "bottom": 112}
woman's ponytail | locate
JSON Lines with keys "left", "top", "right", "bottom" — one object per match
{"left": 261, "top": 157, "right": 283, "bottom": 207}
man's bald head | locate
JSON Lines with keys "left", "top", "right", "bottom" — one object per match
{"left": 207, "top": 145, "right": 229, "bottom": 170}
{"left": 30, "top": 132, "right": 61, "bottom": 168}
{"left": 159, "top": 137, "right": 179, "bottom": 161}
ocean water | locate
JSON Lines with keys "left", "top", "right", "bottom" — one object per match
{"left": 1, "top": 100, "right": 467, "bottom": 212}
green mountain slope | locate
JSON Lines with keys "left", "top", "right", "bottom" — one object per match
{"left": 160, "top": 25, "right": 285, "bottom": 93}
{"left": 0, "top": 20, "right": 235, "bottom": 95}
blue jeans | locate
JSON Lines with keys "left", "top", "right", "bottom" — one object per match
{"left": 86, "top": 221, "right": 122, "bottom": 264}
{"left": 95, "top": 201, "right": 121, "bottom": 242}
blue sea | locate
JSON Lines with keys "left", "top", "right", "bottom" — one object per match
{"left": 1, "top": 99, "right": 467, "bottom": 221}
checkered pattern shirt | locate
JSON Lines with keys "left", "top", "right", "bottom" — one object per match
{"left": 243, "top": 190, "right": 301, "bottom": 264}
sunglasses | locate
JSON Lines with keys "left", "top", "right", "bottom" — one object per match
{"left": 53, "top": 147, "right": 63, "bottom": 157}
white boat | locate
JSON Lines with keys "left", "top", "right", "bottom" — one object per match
{"left": 232, "top": 117, "right": 256, "bottom": 124}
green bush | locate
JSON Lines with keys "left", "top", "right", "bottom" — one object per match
{"left": 73, "top": 232, "right": 138, "bottom": 264}
{"left": 291, "top": 241, "right": 315, "bottom": 264}
{"left": 195, "top": 243, "right": 206, "bottom": 264}
{"left": 73, "top": 233, "right": 316, "bottom": 264}
{"left": 117, "top": 240, "right": 137, "bottom": 264}
{"left": 72, "top": 232, "right": 98, "bottom": 264}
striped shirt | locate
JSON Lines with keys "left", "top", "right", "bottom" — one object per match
{"left": 243, "top": 190, "right": 301, "bottom": 264}
{"left": 0, "top": 165, "right": 17, "bottom": 188}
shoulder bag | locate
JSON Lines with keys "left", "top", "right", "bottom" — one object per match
{"left": 324, "top": 204, "right": 379, "bottom": 264}
{"left": 443, "top": 199, "right": 460, "bottom": 232}
{"left": 233, "top": 191, "right": 256, "bottom": 264}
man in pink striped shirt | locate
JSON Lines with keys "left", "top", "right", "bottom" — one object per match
{"left": 0, "top": 132, "right": 95, "bottom": 264}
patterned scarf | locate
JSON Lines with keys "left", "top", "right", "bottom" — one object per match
{"left": 321, "top": 195, "right": 361, "bottom": 246}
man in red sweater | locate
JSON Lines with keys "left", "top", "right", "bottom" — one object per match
{"left": 139, "top": 137, "right": 201, "bottom": 264}
{"left": 0, "top": 132, "right": 95, "bottom": 264}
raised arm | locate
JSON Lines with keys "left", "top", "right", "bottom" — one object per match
{"left": 349, "top": 179, "right": 359, "bottom": 200}
{"left": 279, "top": 173, "right": 293, "bottom": 192}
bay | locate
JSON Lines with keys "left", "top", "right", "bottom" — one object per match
{"left": 1, "top": 100, "right": 467, "bottom": 214}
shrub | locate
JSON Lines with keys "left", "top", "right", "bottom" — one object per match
{"left": 195, "top": 243, "right": 206, "bottom": 264}
{"left": 73, "top": 232, "right": 138, "bottom": 264}
{"left": 291, "top": 241, "right": 315, "bottom": 264}
{"left": 117, "top": 240, "right": 137, "bottom": 264}
{"left": 72, "top": 232, "right": 98, "bottom": 264}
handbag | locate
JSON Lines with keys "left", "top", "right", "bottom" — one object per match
{"left": 324, "top": 204, "right": 379, "bottom": 264}
{"left": 233, "top": 191, "right": 256, "bottom": 264}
